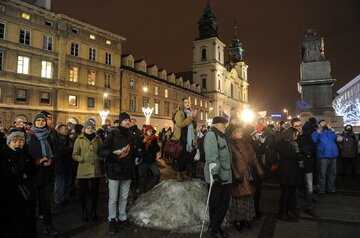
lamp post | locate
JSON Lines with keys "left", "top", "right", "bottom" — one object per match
{"left": 142, "top": 106, "right": 154, "bottom": 125}
{"left": 283, "top": 109, "right": 288, "bottom": 120}
{"left": 99, "top": 92, "right": 109, "bottom": 125}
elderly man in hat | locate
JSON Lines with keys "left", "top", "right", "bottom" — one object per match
{"left": 204, "top": 116, "right": 232, "bottom": 238}
{"left": 98, "top": 112, "right": 133, "bottom": 235}
{"left": 312, "top": 119, "right": 343, "bottom": 197}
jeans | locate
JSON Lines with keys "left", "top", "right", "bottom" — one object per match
{"left": 108, "top": 179, "right": 131, "bottom": 221}
{"left": 318, "top": 158, "right": 337, "bottom": 194}
{"left": 139, "top": 162, "right": 160, "bottom": 193}
{"left": 304, "top": 172, "right": 313, "bottom": 210}
{"left": 54, "top": 173, "right": 72, "bottom": 204}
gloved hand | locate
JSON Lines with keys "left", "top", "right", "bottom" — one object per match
{"left": 212, "top": 174, "right": 222, "bottom": 186}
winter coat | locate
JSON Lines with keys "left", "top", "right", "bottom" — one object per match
{"left": 0, "top": 145, "right": 37, "bottom": 238}
{"left": 54, "top": 133, "right": 74, "bottom": 175}
{"left": 278, "top": 139, "right": 304, "bottom": 185}
{"left": 141, "top": 136, "right": 160, "bottom": 164}
{"left": 98, "top": 126, "right": 133, "bottom": 180}
{"left": 129, "top": 125, "right": 143, "bottom": 158}
{"left": 204, "top": 128, "right": 232, "bottom": 185}
{"left": 72, "top": 134, "right": 103, "bottom": 179}
{"left": 297, "top": 126, "right": 316, "bottom": 173}
{"left": 229, "top": 138, "right": 263, "bottom": 197}
{"left": 173, "top": 109, "right": 196, "bottom": 143}
{"left": 311, "top": 129, "right": 339, "bottom": 159}
{"left": 340, "top": 132, "right": 358, "bottom": 159}
{"left": 264, "top": 128, "right": 278, "bottom": 164}
{"left": 27, "top": 129, "right": 56, "bottom": 186}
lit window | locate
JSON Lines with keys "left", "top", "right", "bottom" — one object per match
{"left": 105, "top": 74, "right": 111, "bottom": 89}
{"left": 106, "top": 40, "right": 111, "bottom": 45}
{"left": 41, "top": 61, "right": 52, "bottom": 78}
{"left": 71, "top": 42, "right": 79, "bottom": 56}
{"left": 43, "top": 35, "right": 53, "bottom": 51}
{"left": 164, "top": 89, "right": 168, "bottom": 98}
{"left": 155, "top": 102, "right": 159, "bottom": 115}
{"left": 68, "top": 95, "right": 77, "bottom": 106}
{"left": 89, "top": 48, "right": 96, "bottom": 61}
{"left": 194, "top": 98, "right": 197, "bottom": 105}
{"left": 90, "top": 34, "right": 96, "bottom": 40}
{"left": 69, "top": 66, "right": 79, "bottom": 82}
{"left": 88, "top": 70, "right": 96, "bottom": 85}
{"left": 201, "top": 111, "right": 203, "bottom": 120}
{"left": 19, "top": 28, "right": 31, "bottom": 45}
{"left": 40, "top": 92, "right": 50, "bottom": 104}
{"left": 16, "top": 89, "right": 27, "bottom": 102}
{"left": 17, "top": 56, "right": 30, "bottom": 74}
{"left": 21, "top": 13, "right": 30, "bottom": 20}
{"left": 154, "top": 86, "right": 158, "bottom": 95}
{"left": 0, "top": 23, "right": 5, "bottom": 39}
{"left": 200, "top": 100, "right": 203, "bottom": 107}
{"left": 105, "top": 52, "right": 112, "bottom": 65}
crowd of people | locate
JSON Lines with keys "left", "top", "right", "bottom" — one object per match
{"left": 0, "top": 102, "right": 359, "bottom": 238}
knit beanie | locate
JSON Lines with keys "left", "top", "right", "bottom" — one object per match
{"left": 7, "top": 131, "right": 25, "bottom": 145}
{"left": 119, "top": 112, "right": 131, "bottom": 125}
{"left": 84, "top": 119, "right": 96, "bottom": 128}
{"left": 145, "top": 125, "right": 154, "bottom": 133}
{"left": 34, "top": 113, "right": 47, "bottom": 123}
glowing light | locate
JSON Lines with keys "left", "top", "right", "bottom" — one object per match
{"left": 241, "top": 109, "right": 255, "bottom": 123}
{"left": 99, "top": 110, "right": 109, "bottom": 125}
{"left": 142, "top": 107, "right": 154, "bottom": 125}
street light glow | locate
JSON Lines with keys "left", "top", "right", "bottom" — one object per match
{"left": 241, "top": 109, "right": 255, "bottom": 123}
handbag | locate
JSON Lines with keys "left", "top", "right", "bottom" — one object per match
{"left": 164, "top": 139, "right": 182, "bottom": 159}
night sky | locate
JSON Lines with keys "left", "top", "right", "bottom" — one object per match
{"left": 39, "top": 0, "right": 360, "bottom": 116}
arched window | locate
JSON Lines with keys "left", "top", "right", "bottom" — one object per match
{"left": 201, "top": 49, "right": 207, "bottom": 61}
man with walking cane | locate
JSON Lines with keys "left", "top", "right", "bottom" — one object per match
{"left": 203, "top": 116, "right": 232, "bottom": 238}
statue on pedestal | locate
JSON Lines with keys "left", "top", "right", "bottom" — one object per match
{"left": 300, "top": 28, "right": 325, "bottom": 62}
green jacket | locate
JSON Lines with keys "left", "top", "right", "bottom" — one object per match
{"left": 72, "top": 134, "right": 103, "bottom": 179}
{"left": 204, "top": 129, "right": 232, "bottom": 184}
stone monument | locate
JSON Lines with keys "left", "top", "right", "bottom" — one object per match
{"left": 298, "top": 29, "right": 343, "bottom": 129}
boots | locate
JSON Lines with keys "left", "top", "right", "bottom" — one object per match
{"left": 177, "top": 172, "right": 183, "bottom": 182}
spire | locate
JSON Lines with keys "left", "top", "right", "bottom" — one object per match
{"left": 228, "top": 21, "right": 244, "bottom": 64}
{"left": 197, "top": 0, "right": 218, "bottom": 40}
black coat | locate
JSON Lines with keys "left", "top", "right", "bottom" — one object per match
{"left": 53, "top": 133, "right": 74, "bottom": 175}
{"left": 98, "top": 126, "right": 133, "bottom": 180}
{"left": 141, "top": 137, "right": 160, "bottom": 164}
{"left": 0, "top": 146, "right": 37, "bottom": 238}
{"left": 297, "top": 128, "right": 316, "bottom": 173}
{"left": 278, "top": 139, "right": 304, "bottom": 185}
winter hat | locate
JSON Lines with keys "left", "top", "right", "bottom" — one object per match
{"left": 34, "top": 113, "right": 47, "bottom": 123}
{"left": 74, "top": 124, "right": 84, "bottom": 134}
{"left": 40, "top": 111, "right": 52, "bottom": 119}
{"left": 114, "top": 119, "right": 120, "bottom": 125}
{"left": 7, "top": 131, "right": 25, "bottom": 145}
{"left": 119, "top": 112, "right": 131, "bottom": 124}
{"left": 212, "top": 116, "right": 228, "bottom": 124}
{"left": 255, "top": 124, "right": 266, "bottom": 133}
{"left": 84, "top": 119, "right": 96, "bottom": 128}
{"left": 145, "top": 125, "right": 154, "bottom": 133}
{"left": 317, "top": 118, "right": 326, "bottom": 124}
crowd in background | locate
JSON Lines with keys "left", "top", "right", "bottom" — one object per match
{"left": 0, "top": 103, "right": 359, "bottom": 238}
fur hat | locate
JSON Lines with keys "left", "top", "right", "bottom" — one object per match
{"left": 119, "top": 112, "right": 130, "bottom": 125}
{"left": 212, "top": 116, "right": 228, "bottom": 124}
{"left": 7, "top": 131, "right": 25, "bottom": 145}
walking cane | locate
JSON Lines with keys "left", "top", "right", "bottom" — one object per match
{"left": 199, "top": 163, "right": 217, "bottom": 238}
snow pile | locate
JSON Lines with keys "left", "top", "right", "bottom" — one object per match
{"left": 128, "top": 179, "right": 209, "bottom": 233}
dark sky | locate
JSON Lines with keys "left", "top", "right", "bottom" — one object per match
{"left": 45, "top": 0, "right": 360, "bottom": 115}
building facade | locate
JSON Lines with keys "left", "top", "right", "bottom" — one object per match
{"left": 0, "top": 0, "right": 125, "bottom": 128}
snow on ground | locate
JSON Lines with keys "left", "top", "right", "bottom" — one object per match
{"left": 128, "top": 179, "right": 209, "bottom": 233}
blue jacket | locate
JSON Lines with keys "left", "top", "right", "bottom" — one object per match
{"left": 311, "top": 129, "right": 339, "bottom": 159}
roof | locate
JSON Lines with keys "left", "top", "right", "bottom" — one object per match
{"left": 175, "top": 71, "right": 193, "bottom": 84}
{"left": 337, "top": 74, "right": 360, "bottom": 94}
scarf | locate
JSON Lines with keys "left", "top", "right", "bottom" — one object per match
{"left": 184, "top": 108, "right": 195, "bottom": 152}
{"left": 145, "top": 135, "right": 156, "bottom": 150}
{"left": 32, "top": 126, "right": 54, "bottom": 159}
{"left": 84, "top": 133, "right": 96, "bottom": 142}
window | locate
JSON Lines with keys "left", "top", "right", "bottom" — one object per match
{"left": 200, "top": 100, "right": 203, "bottom": 107}
{"left": 202, "top": 78, "right": 207, "bottom": 89}
{"left": 45, "top": 20, "right": 53, "bottom": 27}
{"left": 164, "top": 102, "right": 170, "bottom": 116}
{"left": 41, "top": 61, "right": 52, "bottom": 78}
{"left": 164, "top": 89, "right": 168, "bottom": 98}
{"left": 130, "top": 79, "right": 135, "bottom": 89}
{"left": 88, "top": 70, "right": 96, "bottom": 85}
{"left": 17, "top": 56, "right": 30, "bottom": 74}
{"left": 104, "top": 99, "right": 110, "bottom": 109}
{"left": 154, "top": 86, "right": 158, "bottom": 95}
{"left": 201, "top": 111, "right": 204, "bottom": 120}
{"left": 173, "top": 91, "right": 177, "bottom": 100}
{"left": 0, "top": 52, "right": 3, "bottom": 70}
{"left": 89, "top": 48, "right": 96, "bottom": 61}
{"left": 201, "top": 49, "right": 207, "bottom": 61}
{"left": 68, "top": 95, "right": 77, "bottom": 106}
{"left": 105, "top": 53, "right": 112, "bottom": 65}
{"left": 130, "top": 95, "right": 136, "bottom": 112}
{"left": 19, "top": 28, "right": 31, "bottom": 45}
{"left": 16, "top": 89, "right": 27, "bottom": 102}
{"left": 143, "top": 97, "right": 149, "bottom": 107}
{"left": 105, "top": 74, "right": 111, "bottom": 89}
{"left": 87, "top": 97, "right": 95, "bottom": 108}
{"left": 69, "top": 66, "right": 79, "bottom": 82}
{"left": 71, "top": 42, "right": 79, "bottom": 56}
{"left": 218, "top": 80, "right": 221, "bottom": 91}
{"left": 21, "top": 13, "right": 30, "bottom": 20}
{"left": 89, "top": 34, "right": 96, "bottom": 40}
{"left": 194, "top": 98, "right": 197, "bottom": 106}
{"left": 205, "top": 102, "right": 208, "bottom": 108}
{"left": 43, "top": 36, "right": 53, "bottom": 51}
{"left": 72, "top": 28, "right": 79, "bottom": 34}
{"left": 40, "top": 92, "right": 50, "bottom": 104}
{"left": 0, "top": 23, "right": 5, "bottom": 39}
{"left": 154, "top": 102, "right": 159, "bottom": 115}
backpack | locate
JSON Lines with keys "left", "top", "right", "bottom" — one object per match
{"left": 199, "top": 130, "right": 219, "bottom": 163}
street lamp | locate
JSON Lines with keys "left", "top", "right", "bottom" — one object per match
{"left": 142, "top": 106, "right": 154, "bottom": 125}
{"left": 99, "top": 92, "right": 109, "bottom": 125}
{"left": 283, "top": 109, "right": 288, "bottom": 119}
